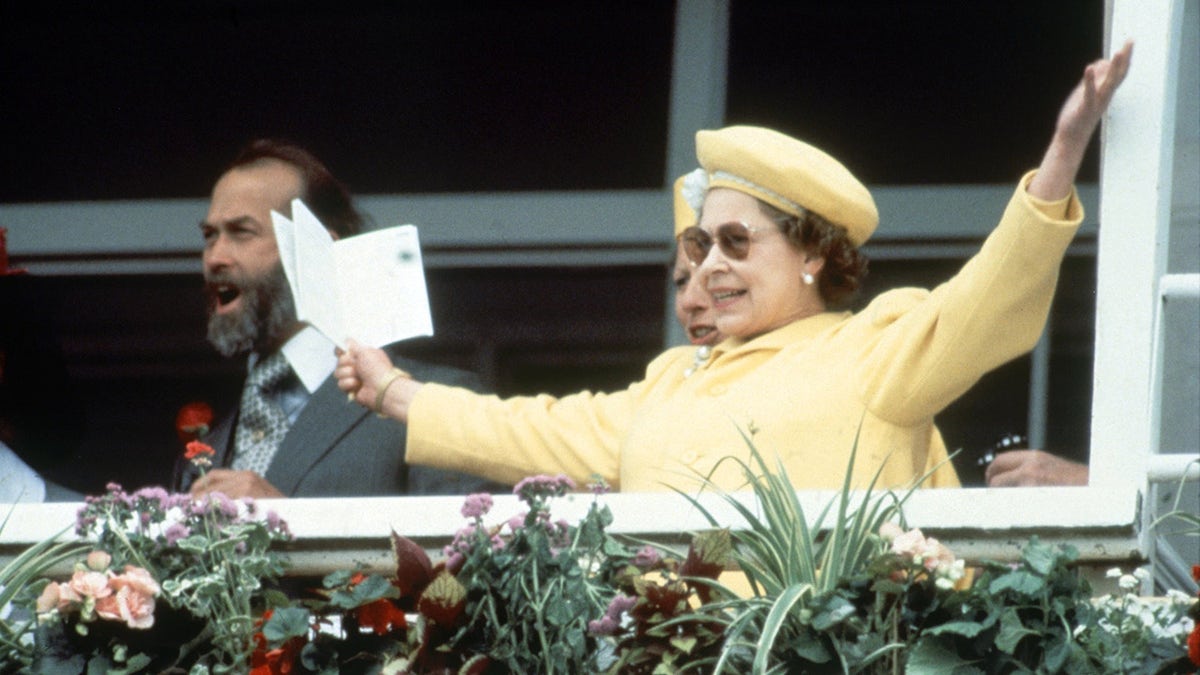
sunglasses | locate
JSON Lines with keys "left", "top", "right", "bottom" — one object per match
{"left": 680, "top": 221, "right": 759, "bottom": 266}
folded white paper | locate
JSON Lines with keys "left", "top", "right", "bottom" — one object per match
{"left": 271, "top": 199, "right": 433, "bottom": 348}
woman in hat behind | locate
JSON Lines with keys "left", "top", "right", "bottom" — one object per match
{"left": 336, "top": 43, "right": 1131, "bottom": 494}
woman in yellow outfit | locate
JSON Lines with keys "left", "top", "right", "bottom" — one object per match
{"left": 337, "top": 43, "right": 1131, "bottom": 494}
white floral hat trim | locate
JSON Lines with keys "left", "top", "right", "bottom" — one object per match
{"left": 681, "top": 168, "right": 708, "bottom": 214}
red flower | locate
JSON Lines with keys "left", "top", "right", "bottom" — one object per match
{"left": 176, "top": 401, "right": 214, "bottom": 443}
{"left": 249, "top": 609, "right": 306, "bottom": 675}
{"left": 353, "top": 598, "right": 408, "bottom": 636}
{"left": 184, "top": 441, "right": 215, "bottom": 461}
{"left": 1188, "top": 623, "right": 1200, "bottom": 667}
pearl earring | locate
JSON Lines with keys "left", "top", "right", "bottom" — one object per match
{"left": 802, "top": 272, "right": 814, "bottom": 285}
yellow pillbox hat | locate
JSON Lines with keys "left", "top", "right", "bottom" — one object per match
{"left": 672, "top": 174, "right": 697, "bottom": 238}
{"left": 695, "top": 126, "right": 878, "bottom": 246}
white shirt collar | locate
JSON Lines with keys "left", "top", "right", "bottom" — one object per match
{"left": 247, "top": 325, "right": 336, "bottom": 395}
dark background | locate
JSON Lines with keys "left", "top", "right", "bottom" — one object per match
{"left": 0, "top": 1, "right": 1102, "bottom": 493}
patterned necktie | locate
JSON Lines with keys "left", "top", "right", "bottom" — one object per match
{"left": 232, "top": 351, "right": 293, "bottom": 475}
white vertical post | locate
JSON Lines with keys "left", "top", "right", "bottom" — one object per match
{"left": 1089, "top": 1, "right": 1183, "bottom": 489}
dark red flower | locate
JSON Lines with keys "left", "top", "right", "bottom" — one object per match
{"left": 176, "top": 401, "right": 214, "bottom": 443}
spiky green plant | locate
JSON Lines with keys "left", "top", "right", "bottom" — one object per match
{"left": 0, "top": 507, "right": 89, "bottom": 671}
{"left": 674, "top": 427, "right": 936, "bottom": 674}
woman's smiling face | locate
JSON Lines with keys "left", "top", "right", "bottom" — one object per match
{"left": 692, "top": 188, "right": 825, "bottom": 339}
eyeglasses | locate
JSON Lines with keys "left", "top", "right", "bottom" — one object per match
{"left": 680, "top": 221, "right": 758, "bottom": 266}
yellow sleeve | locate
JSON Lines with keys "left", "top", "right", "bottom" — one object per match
{"left": 853, "top": 170, "right": 1083, "bottom": 425}
{"left": 405, "top": 380, "right": 641, "bottom": 489}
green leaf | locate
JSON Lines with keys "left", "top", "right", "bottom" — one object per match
{"left": 995, "top": 608, "right": 1040, "bottom": 655}
{"left": 905, "top": 638, "right": 986, "bottom": 674}
{"left": 810, "top": 595, "right": 856, "bottom": 631}
{"left": 669, "top": 634, "right": 699, "bottom": 655}
{"left": 263, "top": 606, "right": 313, "bottom": 642}
{"left": 1020, "top": 538, "right": 1063, "bottom": 576}
{"left": 788, "top": 629, "right": 832, "bottom": 663}
{"left": 989, "top": 570, "right": 1044, "bottom": 597}
{"left": 922, "top": 620, "right": 989, "bottom": 639}
{"left": 1043, "top": 635, "right": 1080, "bottom": 673}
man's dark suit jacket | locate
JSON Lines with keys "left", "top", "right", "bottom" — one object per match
{"left": 174, "top": 349, "right": 502, "bottom": 497}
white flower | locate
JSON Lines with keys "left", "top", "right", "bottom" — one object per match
{"left": 681, "top": 168, "right": 708, "bottom": 214}
{"left": 1105, "top": 567, "right": 1123, "bottom": 578}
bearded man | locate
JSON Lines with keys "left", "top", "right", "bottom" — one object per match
{"left": 177, "top": 139, "right": 499, "bottom": 499}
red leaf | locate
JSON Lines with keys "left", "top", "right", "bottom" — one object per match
{"left": 391, "top": 530, "right": 434, "bottom": 600}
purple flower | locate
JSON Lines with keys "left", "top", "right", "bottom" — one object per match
{"left": 164, "top": 493, "right": 192, "bottom": 510}
{"left": 207, "top": 492, "right": 239, "bottom": 519}
{"left": 265, "top": 510, "right": 291, "bottom": 537}
{"left": 588, "top": 616, "right": 620, "bottom": 636}
{"left": 587, "top": 476, "right": 611, "bottom": 495}
{"left": 132, "top": 486, "right": 169, "bottom": 507}
{"left": 513, "top": 474, "right": 576, "bottom": 504}
{"left": 607, "top": 593, "right": 637, "bottom": 618}
{"left": 446, "top": 524, "right": 480, "bottom": 556}
{"left": 633, "top": 545, "right": 662, "bottom": 570}
{"left": 164, "top": 523, "right": 191, "bottom": 546}
{"left": 506, "top": 512, "right": 527, "bottom": 533}
{"left": 460, "top": 493, "right": 494, "bottom": 519}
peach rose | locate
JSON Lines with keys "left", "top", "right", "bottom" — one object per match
{"left": 68, "top": 570, "right": 112, "bottom": 599}
{"left": 112, "top": 565, "right": 161, "bottom": 597}
{"left": 99, "top": 566, "right": 160, "bottom": 629}
{"left": 96, "top": 584, "right": 157, "bottom": 629}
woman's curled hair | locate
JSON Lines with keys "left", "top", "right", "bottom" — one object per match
{"left": 760, "top": 201, "right": 868, "bottom": 308}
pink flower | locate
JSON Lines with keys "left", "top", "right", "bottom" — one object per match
{"left": 36, "top": 582, "right": 65, "bottom": 614}
{"left": 97, "top": 566, "right": 160, "bottom": 629}
{"left": 878, "top": 521, "right": 905, "bottom": 542}
{"left": 113, "top": 565, "right": 161, "bottom": 597}
{"left": 889, "top": 527, "right": 927, "bottom": 559}
{"left": 85, "top": 550, "right": 112, "bottom": 571}
{"left": 68, "top": 570, "right": 112, "bottom": 600}
{"left": 460, "top": 493, "right": 493, "bottom": 519}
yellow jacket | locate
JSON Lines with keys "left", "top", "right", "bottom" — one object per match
{"left": 407, "top": 172, "right": 1082, "bottom": 493}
